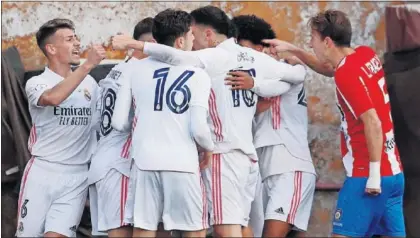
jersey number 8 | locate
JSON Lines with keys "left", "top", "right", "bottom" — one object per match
{"left": 100, "top": 88, "right": 117, "bottom": 136}
{"left": 153, "top": 67, "right": 194, "bottom": 114}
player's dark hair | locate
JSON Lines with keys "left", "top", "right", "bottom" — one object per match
{"left": 152, "top": 9, "right": 192, "bottom": 47}
{"left": 133, "top": 17, "right": 154, "bottom": 40}
{"left": 232, "top": 15, "right": 276, "bottom": 47}
{"left": 36, "top": 18, "right": 75, "bottom": 56}
{"left": 190, "top": 5, "right": 233, "bottom": 38}
{"left": 308, "top": 9, "right": 352, "bottom": 47}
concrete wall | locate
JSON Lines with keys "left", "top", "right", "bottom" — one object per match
{"left": 1, "top": 1, "right": 407, "bottom": 236}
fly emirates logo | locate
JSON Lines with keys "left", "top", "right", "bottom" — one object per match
{"left": 54, "top": 106, "right": 91, "bottom": 126}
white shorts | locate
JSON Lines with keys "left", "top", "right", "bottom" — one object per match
{"left": 202, "top": 151, "right": 259, "bottom": 226}
{"left": 132, "top": 166, "right": 208, "bottom": 231}
{"left": 263, "top": 171, "right": 316, "bottom": 231}
{"left": 122, "top": 163, "right": 137, "bottom": 226}
{"left": 89, "top": 169, "right": 130, "bottom": 233}
{"left": 249, "top": 171, "right": 264, "bottom": 237}
{"left": 16, "top": 158, "right": 88, "bottom": 237}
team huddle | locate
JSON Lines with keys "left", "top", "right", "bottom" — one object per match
{"left": 16, "top": 5, "right": 405, "bottom": 238}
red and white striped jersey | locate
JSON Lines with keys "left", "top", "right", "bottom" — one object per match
{"left": 25, "top": 67, "right": 100, "bottom": 165}
{"left": 88, "top": 59, "right": 136, "bottom": 184}
{"left": 335, "top": 46, "right": 402, "bottom": 177}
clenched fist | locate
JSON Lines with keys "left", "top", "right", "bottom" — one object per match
{"left": 111, "top": 33, "right": 137, "bottom": 50}
{"left": 86, "top": 44, "right": 106, "bottom": 67}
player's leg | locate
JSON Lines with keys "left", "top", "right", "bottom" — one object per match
{"left": 44, "top": 164, "right": 89, "bottom": 237}
{"left": 15, "top": 158, "right": 52, "bottom": 237}
{"left": 132, "top": 169, "right": 163, "bottom": 238}
{"left": 161, "top": 170, "right": 208, "bottom": 238}
{"left": 375, "top": 173, "right": 406, "bottom": 238}
{"left": 331, "top": 176, "right": 387, "bottom": 237}
{"left": 202, "top": 152, "right": 253, "bottom": 237}
{"left": 95, "top": 169, "right": 132, "bottom": 237}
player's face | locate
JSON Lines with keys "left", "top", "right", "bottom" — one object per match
{"left": 309, "top": 29, "right": 329, "bottom": 64}
{"left": 182, "top": 27, "right": 195, "bottom": 51}
{"left": 47, "top": 28, "right": 81, "bottom": 66}
{"left": 191, "top": 24, "right": 210, "bottom": 50}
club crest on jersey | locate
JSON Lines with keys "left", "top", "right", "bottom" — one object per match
{"left": 334, "top": 209, "right": 342, "bottom": 221}
{"left": 83, "top": 89, "right": 91, "bottom": 101}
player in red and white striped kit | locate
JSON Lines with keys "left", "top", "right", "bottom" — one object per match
{"left": 265, "top": 9, "right": 405, "bottom": 238}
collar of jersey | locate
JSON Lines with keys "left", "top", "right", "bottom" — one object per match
{"left": 43, "top": 66, "right": 65, "bottom": 81}
{"left": 217, "top": 37, "right": 236, "bottom": 50}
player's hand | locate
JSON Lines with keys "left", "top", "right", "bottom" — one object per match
{"left": 365, "top": 161, "right": 382, "bottom": 196}
{"left": 225, "top": 71, "right": 254, "bottom": 90}
{"left": 365, "top": 177, "right": 381, "bottom": 196}
{"left": 262, "top": 39, "right": 299, "bottom": 54}
{"left": 283, "top": 55, "right": 305, "bottom": 66}
{"left": 199, "top": 151, "right": 213, "bottom": 170}
{"left": 85, "top": 44, "right": 106, "bottom": 67}
{"left": 110, "top": 33, "right": 135, "bottom": 50}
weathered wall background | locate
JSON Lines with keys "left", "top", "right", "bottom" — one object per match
{"left": 1, "top": 1, "right": 407, "bottom": 236}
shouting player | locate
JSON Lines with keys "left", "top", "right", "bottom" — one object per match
{"left": 111, "top": 5, "right": 307, "bottom": 238}
{"left": 232, "top": 14, "right": 316, "bottom": 237}
{"left": 111, "top": 9, "right": 214, "bottom": 238}
{"left": 265, "top": 10, "right": 405, "bottom": 237}
{"left": 17, "top": 19, "right": 105, "bottom": 237}
{"left": 88, "top": 17, "right": 156, "bottom": 237}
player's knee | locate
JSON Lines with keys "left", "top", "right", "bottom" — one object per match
{"left": 107, "top": 226, "right": 133, "bottom": 237}
{"left": 213, "top": 224, "right": 242, "bottom": 237}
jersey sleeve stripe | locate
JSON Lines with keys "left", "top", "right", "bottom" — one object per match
{"left": 120, "top": 135, "right": 132, "bottom": 159}
{"left": 208, "top": 89, "right": 223, "bottom": 141}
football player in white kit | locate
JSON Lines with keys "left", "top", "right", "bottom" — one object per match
{"left": 111, "top": 9, "right": 214, "bottom": 238}
{"left": 232, "top": 14, "right": 317, "bottom": 237}
{"left": 88, "top": 17, "right": 156, "bottom": 237}
{"left": 111, "top": 6, "right": 306, "bottom": 238}
{"left": 17, "top": 19, "right": 106, "bottom": 237}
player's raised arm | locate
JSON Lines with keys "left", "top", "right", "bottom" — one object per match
{"left": 262, "top": 39, "right": 334, "bottom": 77}
{"left": 27, "top": 45, "right": 105, "bottom": 107}
{"left": 189, "top": 69, "right": 214, "bottom": 152}
{"left": 90, "top": 82, "right": 103, "bottom": 132}
{"left": 111, "top": 68, "right": 132, "bottom": 132}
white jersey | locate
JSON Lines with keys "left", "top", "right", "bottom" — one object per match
{"left": 88, "top": 59, "right": 136, "bottom": 184}
{"left": 253, "top": 83, "right": 316, "bottom": 175}
{"left": 143, "top": 38, "right": 306, "bottom": 161}
{"left": 116, "top": 57, "right": 211, "bottom": 173}
{"left": 25, "top": 67, "right": 100, "bottom": 165}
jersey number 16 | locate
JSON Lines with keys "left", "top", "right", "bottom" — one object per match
{"left": 153, "top": 67, "right": 194, "bottom": 114}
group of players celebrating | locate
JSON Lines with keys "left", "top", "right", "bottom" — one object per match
{"left": 16, "top": 4, "right": 405, "bottom": 238}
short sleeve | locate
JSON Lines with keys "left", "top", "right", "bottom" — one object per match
{"left": 189, "top": 68, "right": 211, "bottom": 110}
{"left": 335, "top": 70, "right": 374, "bottom": 118}
{"left": 25, "top": 76, "right": 52, "bottom": 108}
